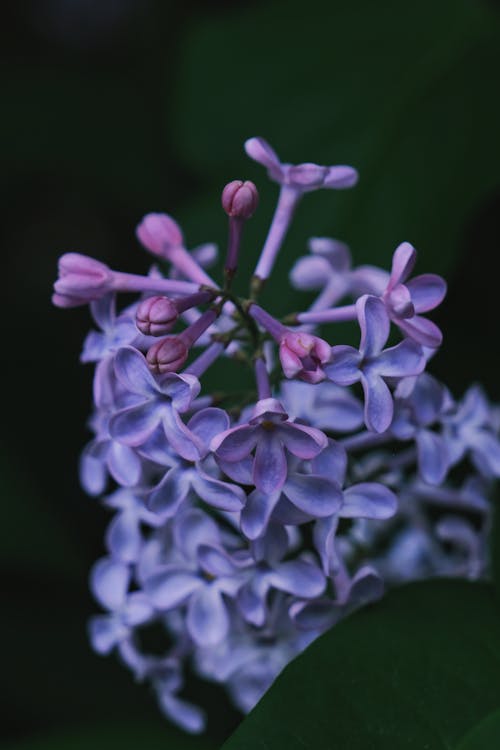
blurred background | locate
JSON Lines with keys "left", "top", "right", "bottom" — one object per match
{"left": 2, "top": 0, "right": 500, "bottom": 747}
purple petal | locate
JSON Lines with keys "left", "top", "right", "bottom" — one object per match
{"left": 289, "top": 255, "right": 333, "bottom": 290}
{"left": 388, "top": 242, "right": 416, "bottom": 287}
{"left": 187, "top": 585, "right": 229, "bottom": 646}
{"left": 284, "top": 474, "right": 342, "bottom": 517}
{"left": 387, "top": 283, "right": 414, "bottom": 319}
{"left": 216, "top": 455, "right": 254, "bottom": 484}
{"left": 324, "top": 345, "right": 361, "bottom": 385}
{"left": 313, "top": 516, "right": 339, "bottom": 575}
{"left": 278, "top": 422, "right": 328, "bottom": 459}
{"left": 309, "top": 237, "right": 351, "bottom": 269}
{"left": 211, "top": 425, "right": 258, "bottom": 461}
{"left": 107, "top": 442, "right": 142, "bottom": 486}
{"left": 106, "top": 510, "right": 142, "bottom": 563}
{"left": 162, "top": 373, "right": 200, "bottom": 412}
{"left": 347, "top": 566, "right": 384, "bottom": 607}
{"left": 174, "top": 508, "right": 220, "bottom": 559}
{"left": 341, "top": 483, "right": 397, "bottom": 519}
{"left": 268, "top": 560, "right": 325, "bottom": 598}
{"left": 79, "top": 442, "right": 108, "bottom": 496}
{"left": 323, "top": 165, "right": 359, "bottom": 189}
{"left": 191, "top": 471, "right": 245, "bottom": 512}
{"left": 253, "top": 432, "right": 287, "bottom": 493}
{"left": 241, "top": 489, "right": 281, "bottom": 540}
{"left": 315, "top": 385, "right": 364, "bottom": 433}
{"left": 188, "top": 407, "right": 230, "bottom": 453}
{"left": 471, "top": 432, "right": 500, "bottom": 476}
{"left": 373, "top": 339, "right": 425, "bottom": 378}
{"left": 114, "top": 346, "right": 159, "bottom": 396}
{"left": 144, "top": 567, "right": 202, "bottom": 609}
{"left": 158, "top": 692, "right": 206, "bottom": 735}
{"left": 411, "top": 373, "right": 447, "bottom": 426}
{"left": 416, "top": 429, "right": 450, "bottom": 485}
{"left": 90, "top": 558, "right": 130, "bottom": 611}
{"left": 361, "top": 372, "right": 394, "bottom": 433}
{"left": 311, "top": 440, "right": 347, "bottom": 485}
{"left": 287, "top": 163, "right": 327, "bottom": 189}
{"left": 123, "top": 592, "right": 154, "bottom": 626}
{"left": 237, "top": 581, "right": 267, "bottom": 626}
{"left": 148, "top": 466, "right": 191, "bottom": 515}
{"left": 110, "top": 401, "right": 160, "bottom": 447}
{"left": 290, "top": 599, "right": 341, "bottom": 631}
{"left": 397, "top": 315, "right": 443, "bottom": 348}
{"left": 162, "top": 407, "right": 202, "bottom": 461}
{"left": 244, "top": 136, "right": 282, "bottom": 174}
{"left": 197, "top": 545, "right": 237, "bottom": 577}
{"left": 407, "top": 274, "right": 447, "bottom": 313}
{"left": 357, "top": 295, "right": 390, "bottom": 357}
{"left": 89, "top": 615, "right": 125, "bottom": 654}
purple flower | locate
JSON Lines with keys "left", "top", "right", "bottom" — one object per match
{"left": 245, "top": 137, "right": 358, "bottom": 191}
{"left": 381, "top": 242, "right": 447, "bottom": 347}
{"left": 81, "top": 294, "right": 139, "bottom": 363}
{"left": 325, "top": 295, "right": 425, "bottom": 432}
{"left": 211, "top": 398, "right": 328, "bottom": 494}
{"left": 109, "top": 347, "right": 203, "bottom": 461}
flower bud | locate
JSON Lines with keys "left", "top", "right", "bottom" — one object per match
{"left": 146, "top": 336, "right": 188, "bottom": 374}
{"left": 136, "top": 295, "right": 178, "bottom": 336}
{"left": 221, "top": 180, "right": 259, "bottom": 219}
{"left": 279, "top": 331, "right": 332, "bottom": 384}
{"left": 53, "top": 253, "right": 113, "bottom": 307}
{"left": 136, "top": 213, "right": 184, "bottom": 258}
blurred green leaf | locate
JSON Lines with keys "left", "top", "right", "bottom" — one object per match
{"left": 0, "top": 722, "right": 216, "bottom": 750}
{"left": 222, "top": 581, "right": 500, "bottom": 749}
{"left": 455, "top": 709, "right": 500, "bottom": 749}
{"left": 174, "top": 0, "right": 500, "bottom": 280}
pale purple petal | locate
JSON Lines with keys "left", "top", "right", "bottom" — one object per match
{"left": 287, "top": 163, "right": 327, "bottom": 188}
{"left": 313, "top": 516, "right": 339, "bottom": 575}
{"left": 163, "top": 373, "right": 200, "bottom": 412}
{"left": 241, "top": 489, "right": 281, "bottom": 540}
{"left": 162, "top": 407, "right": 202, "bottom": 461}
{"left": 324, "top": 345, "right": 361, "bottom": 385}
{"left": 244, "top": 136, "right": 282, "bottom": 175}
{"left": 309, "top": 237, "right": 351, "bottom": 269}
{"left": 397, "top": 315, "right": 443, "bottom": 347}
{"left": 268, "top": 560, "right": 325, "bottom": 598}
{"left": 191, "top": 471, "right": 245, "bottom": 512}
{"left": 416, "top": 429, "right": 450, "bottom": 485}
{"left": 278, "top": 422, "right": 328, "bottom": 458}
{"left": 411, "top": 373, "right": 447, "bottom": 426}
{"left": 471, "top": 432, "right": 500, "bottom": 476}
{"left": 373, "top": 339, "right": 425, "bottom": 378}
{"left": 197, "top": 545, "right": 237, "bottom": 577}
{"left": 145, "top": 567, "right": 202, "bottom": 609}
{"left": 253, "top": 432, "right": 287, "bottom": 493}
{"left": 289, "top": 255, "right": 333, "bottom": 290}
{"left": 216, "top": 455, "right": 254, "bottom": 484}
{"left": 158, "top": 692, "right": 206, "bottom": 734}
{"left": 386, "top": 283, "right": 414, "bottom": 318}
{"left": 106, "top": 511, "right": 142, "bottom": 562}
{"left": 107, "top": 442, "right": 142, "bottom": 486}
{"left": 90, "top": 558, "right": 130, "bottom": 611}
{"left": 175, "top": 509, "right": 220, "bottom": 559}
{"left": 123, "top": 592, "right": 154, "bottom": 626}
{"left": 358, "top": 295, "right": 390, "bottom": 357}
{"left": 114, "top": 346, "right": 159, "bottom": 396}
{"left": 407, "top": 274, "right": 447, "bottom": 313}
{"left": 89, "top": 615, "right": 125, "bottom": 654}
{"left": 188, "top": 407, "right": 230, "bottom": 452}
{"left": 237, "top": 581, "right": 267, "bottom": 626}
{"left": 388, "top": 242, "right": 416, "bottom": 288}
{"left": 341, "top": 483, "right": 397, "bottom": 519}
{"left": 148, "top": 466, "right": 191, "bottom": 515}
{"left": 110, "top": 401, "right": 160, "bottom": 446}
{"left": 79, "top": 442, "right": 108, "bottom": 496}
{"left": 347, "top": 566, "right": 384, "bottom": 607}
{"left": 311, "top": 440, "right": 347, "bottom": 485}
{"left": 323, "top": 165, "right": 359, "bottom": 188}
{"left": 211, "top": 425, "right": 258, "bottom": 461}
{"left": 187, "top": 585, "right": 229, "bottom": 646}
{"left": 361, "top": 372, "right": 394, "bottom": 433}
{"left": 284, "top": 474, "right": 342, "bottom": 517}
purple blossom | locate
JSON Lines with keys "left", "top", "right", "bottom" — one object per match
{"left": 211, "top": 398, "right": 327, "bottom": 494}
{"left": 325, "top": 295, "right": 425, "bottom": 432}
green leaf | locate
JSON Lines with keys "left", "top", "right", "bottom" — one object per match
{"left": 0, "top": 722, "right": 216, "bottom": 750}
{"left": 455, "top": 709, "right": 500, "bottom": 749}
{"left": 222, "top": 581, "right": 500, "bottom": 749}
{"left": 173, "top": 0, "right": 500, "bottom": 279}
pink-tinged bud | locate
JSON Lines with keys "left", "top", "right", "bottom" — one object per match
{"left": 279, "top": 332, "right": 332, "bottom": 384}
{"left": 136, "top": 295, "right": 178, "bottom": 336}
{"left": 53, "top": 253, "right": 113, "bottom": 307}
{"left": 221, "top": 180, "right": 259, "bottom": 219}
{"left": 146, "top": 336, "right": 188, "bottom": 374}
{"left": 136, "top": 213, "right": 184, "bottom": 258}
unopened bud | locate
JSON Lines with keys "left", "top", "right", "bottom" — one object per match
{"left": 136, "top": 213, "right": 184, "bottom": 258}
{"left": 53, "top": 253, "right": 113, "bottom": 307}
{"left": 136, "top": 295, "right": 178, "bottom": 336}
{"left": 221, "top": 180, "right": 259, "bottom": 219}
{"left": 146, "top": 336, "right": 188, "bottom": 374}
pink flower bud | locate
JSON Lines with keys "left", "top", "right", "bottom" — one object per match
{"left": 53, "top": 253, "right": 113, "bottom": 307}
{"left": 146, "top": 336, "right": 188, "bottom": 374}
{"left": 279, "top": 332, "right": 332, "bottom": 384}
{"left": 221, "top": 180, "right": 259, "bottom": 219}
{"left": 136, "top": 295, "right": 178, "bottom": 336}
{"left": 136, "top": 213, "right": 184, "bottom": 258}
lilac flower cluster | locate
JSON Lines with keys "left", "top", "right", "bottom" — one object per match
{"left": 53, "top": 137, "right": 500, "bottom": 733}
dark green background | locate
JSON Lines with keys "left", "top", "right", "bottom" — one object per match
{"left": 2, "top": 1, "right": 500, "bottom": 747}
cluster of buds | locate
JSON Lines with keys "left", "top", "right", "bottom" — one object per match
{"left": 53, "top": 137, "right": 500, "bottom": 733}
